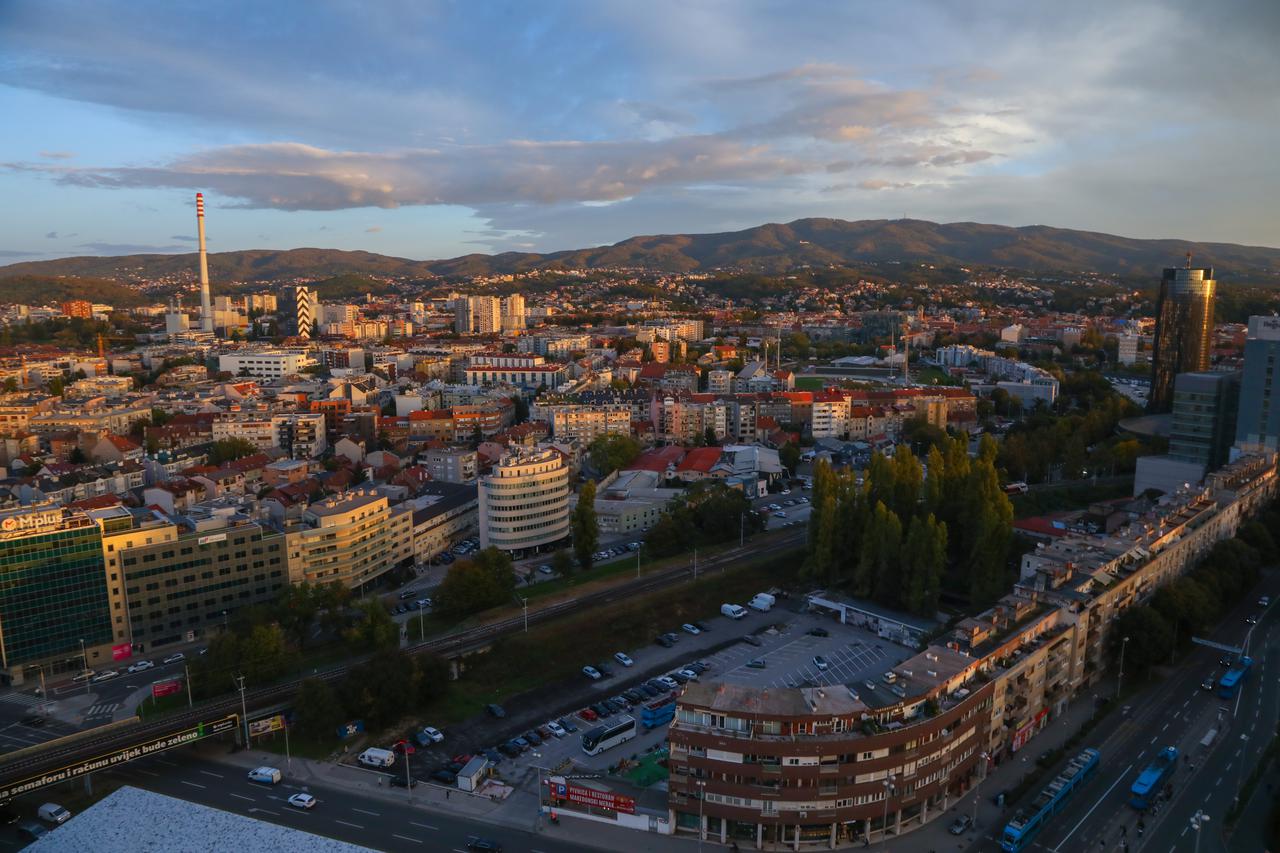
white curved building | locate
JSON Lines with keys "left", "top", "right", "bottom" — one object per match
{"left": 478, "top": 448, "right": 570, "bottom": 555}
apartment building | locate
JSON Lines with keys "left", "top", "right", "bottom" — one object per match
{"left": 217, "top": 350, "right": 312, "bottom": 379}
{"left": 287, "top": 491, "right": 401, "bottom": 589}
{"left": 547, "top": 404, "right": 632, "bottom": 445}
{"left": 420, "top": 445, "right": 478, "bottom": 483}
{"left": 405, "top": 482, "right": 479, "bottom": 562}
{"left": 478, "top": 448, "right": 571, "bottom": 555}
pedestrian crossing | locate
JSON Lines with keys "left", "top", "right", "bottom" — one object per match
{"left": 83, "top": 701, "right": 119, "bottom": 720}
{"left": 0, "top": 692, "right": 48, "bottom": 709}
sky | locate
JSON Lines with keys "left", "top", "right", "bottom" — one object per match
{"left": 1, "top": 0, "right": 1277, "bottom": 264}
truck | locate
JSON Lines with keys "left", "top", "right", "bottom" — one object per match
{"left": 358, "top": 747, "right": 396, "bottom": 768}
{"left": 1129, "top": 746, "right": 1177, "bottom": 809}
{"left": 748, "top": 593, "right": 776, "bottom": 612}
{"left": 641, "top": 699, "right": 676, "bottom": 730}
{"left": 721, "top": 603, "right": 747, "bottom": 620}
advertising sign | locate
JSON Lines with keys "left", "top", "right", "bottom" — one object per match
{"left": 197, "top": 533, "right": 227, "bottom": 546}
{"left": 151, "top": 680, "right": 181, "bottom": 699}
{"left": 249, "top": 715, "right": 285, "bottom": 737}
{"left": 0, "top": 714, "right": 238, "bottom": 802}
{"left": 548, "top": 779, "right": 636, "bottom": 814}
{"left": 337, "top": 720, "right": 365, "bottom": 739}
{"left": 0, "top": 509, "right": 65, "bottom": 538}
{"left": 112, "top": 643, "right": 133, "bottom": 662}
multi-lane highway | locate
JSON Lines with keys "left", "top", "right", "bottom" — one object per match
{"left": 986, "top": 574, "right": 1278, "bottom": 853}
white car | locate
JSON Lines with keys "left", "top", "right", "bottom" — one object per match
{"left": 676, "top": 668, "right": 699, "bottom": 681}
{"left": 613, "top": 652, "right": 634, "bottom": 667}
{"left": 421, "top": 726, "right": 444, "bottom": 743}
{"left": 162, "top": 653, "right": 185, "bottom": 665}
{"left": 681, "top": 623, "right": 701, "bottom": 635}
{"left": 657, "top": 676, "right": 680, "bottom": 690}
{"left": 582, "top": 666, "right": 602, "bottom": 680}
{"left": 127, "top": 660, "right": 155, "bottom": 674}
{"left": 546, "top": 721, "right": 566, "bottom": 738}
{"left": 90, "top": 669, "right": 119, "bottom": 683}
{"left": 71, "top": 670, "right": 94, "bottom": 684}
{"left": 287, "top": 793, "right": 316, "bottom": 810}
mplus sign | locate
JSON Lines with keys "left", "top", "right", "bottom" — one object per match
{"left": 0, "top": 715, "right": 238, "bottom": 801}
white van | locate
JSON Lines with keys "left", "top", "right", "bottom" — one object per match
{"left": 247, "top": 766, "right": 282, "bottom": 785}
{"left": 748, "top": 593, "right": 776, "bottom": 612}
{"left": 37, "top": 803, "right": 71, "bottom": 824}
{"left": 721, "top": 603, "right": 747, "bottom": 620}
{"left": 358, "top": 747, "right": 395, "bottom": 768}
{"left": 882, "top": 670, "right": 898, "bottom": 684}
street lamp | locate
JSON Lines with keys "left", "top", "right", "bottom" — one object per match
{"left": 972, "top": 751, "right": 990, "bottom": 827}
{"left": 695, "top": 779, "right": 707, "bottom": 852}
{"left": 79, "top": 639, "right": 88, "bottom": 694}
{"left": 521, "top": 598, "right": 528, "bottom": 633}
{"left": 1190, "top": 809, "right": 1209, "bottom": 853}
{"left": 881, "top": 773, "right": 896, "bottom": 848}
{"left": 1116, "top": 636, "right": 1130, "bottom": 699}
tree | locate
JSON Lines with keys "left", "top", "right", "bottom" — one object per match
{"left": 275, "top": 582, "right": 322, "bottom": 649}
{"left": 890, "top": 448, "right": 923, "bottom": 521}
{"left": 46, "top": 376, "right": 64, "bottom": 396}
{"left": 703, "top": 426, "right": 719, "bottom": 447}
{"left": 240, "top": 624, "right": 298, "bottom": 685}
{"left": 903, "top": 514, "right": 947, "bottom": 617}
{"left": 208, "top": 437, "right": 259, "bottom": 465}
{"left": 1109, "top": 606, "right": 1174, "bottom": 677}
{"left": 962, "top": 459, "right": 1014, "bottom": 605}
{"left": 340, "top": 649, "right": 417, "bottom": 728}
{"left": 68, "top": 447, "right": 86, "bottom": 464}
{"left": 551, "top": 548, "right": 575, "bottom": 578}
{"left": 437, "top": 548, "right": 516, "bottom": 617}
{"left": 292, "top": 677, "right": 345, "bottom": 741}
{"left": 344, "top": 600, "right": 400, "bottom": 652}
{"left": 573, "top": 481, "right": 600, "bottom": 571}
{"left": 805, "top": 459, "right": 838, "bottom": 582}
{"left": 858, "top": 501, "right": 902, "bottom": 604}
{"left": 588, "top": 434, "right": 641, "bottom": 475}
{"left": 513, "top": 395, "right": 529, "bottom": 424}
{"left": 778, "top": 442, "right": 801, "bottom": 474}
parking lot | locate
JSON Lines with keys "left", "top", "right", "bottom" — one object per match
{"left": 385, "top": 601, "right": 918, "bottom": 794}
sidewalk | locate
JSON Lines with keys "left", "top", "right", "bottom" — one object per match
{"left": 903, "top": 688, "right": 1108, "bottom": 852}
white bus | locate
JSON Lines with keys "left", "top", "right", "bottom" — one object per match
{"left": 581, "top": 715, "right": 636, "bottom": 756}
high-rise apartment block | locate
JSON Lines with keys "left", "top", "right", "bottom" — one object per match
{"left": 1236, "top": 315, "right": 1280, "bottom": 452}
{"left": 281, "top": 286, "right": 318, "bottom": 338}
{"left": 1148, "top": 263, "right": 1215, "bottom": 412}
{"left": 61, "top": 300, "right": 93, "bottom": 319}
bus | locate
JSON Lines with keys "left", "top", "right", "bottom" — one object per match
{"left": 1217, "top": 656, "right": 1254, "bottom": 698}
{"left": 1000, "top": 748, "right": 1100, "bottom": 852}
{"left": 1129, "top": 746, "right": 1177, "bottom": 809}
{"left": 581, "top": 715, "right": 636, "bottom": 756}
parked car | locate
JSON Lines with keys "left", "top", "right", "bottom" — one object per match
{"left": 162, "top": 653, "right": 185, "bottom": 665}
{"left": 482, "top": 748, "right": 503, "bottom": 763}
{"left": 592, "top": 702, "right": 613, "bottom": 718}
{"left": 577, "top": 707, "right": 598, "bottom": 722}
{"left": 288, "top": 793, "right": 317, "bottom": 810}
{"left": 610, "top": 696, "right": 631, "bottom": 711}
{"left": 812, "top": 656, "right": 829, "bottom": 671}
{"left": 595, "top": 662, "right": 613, "bottom": 677}
{"left": 498, "top": 742, "right": 522, "bottom": 757}
{"left": 614, "top": 652, "right": 634, "bottom": 667}
{"left": 691, "top": 621, "right": 710, "bottom": 632}
{"left": 948, "top": 815, "right": 973, "bottom": 835}
{"left": 392, "top": 739, "right": 415, "bottom": 755}
{"left": 681, "top": 623, "right": 701, "bottom": 635}
{"left": 667, "top": 670, "right": 691, "bottom": 684}
{"left": 536, "top": 725, "right": 553, "bottom": 740}
{"left": 676, "top": 668, "right": 699, "bottom": 681}
{"left": 388, "top": 775, "right": 417, "bottom": 789}
{"left": 420, "top": 726, "right": 444, "bottom": 744}
{"left": 537, "top": 564, "right": 553, "bottom": 574}
{"left": 747, "top": 658, "right": 767, "bottom": 669}
{"left": 686, "top": 660, "right": 709, "bottom": 674}
{"left": 36, "top": 803, "right": 70, "bottom": 825}
{"left": 742, "top": 634, "right": 763, "bottom": 646}
{"left": 511, "top": 736, "right": 529, "bottom": 750}
{"left": 546, "top": 721, "right": 566, "bottom": 738}
{"left": 431, "top": 769, "right": 458, "bottom": 785}
{"left": 656, "top": 676, "right": 680, "bottom": 690}
{"left": 807, "top": 627, "right": 829, "bottom": 637}
{"left": 654, "top": 635, "right": 675, "bottom": 648}
{"left": 1260, "top": 595, "right": 1271, "bottom": 607}
{"left": 486, "top": 703, "right": 506, "bottom": 718}
{"left": 557, "top": 717, "right": 579, "bottom": 733}
{"left": 639, "top": 683, "right": 661, "bottom": 698}
{"left": 582, "top": 665, "right": 602, "bottom": 680}
{"left": 91, "top": 670, "right": 118, "bottom": 683}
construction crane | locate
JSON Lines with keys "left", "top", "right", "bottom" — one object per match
{"left": 97, "top": 333, "right": 139, "bottom": 360}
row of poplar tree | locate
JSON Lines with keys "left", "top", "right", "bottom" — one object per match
{"left": 804, "top": 434, "right": 1015, "bottom": 617}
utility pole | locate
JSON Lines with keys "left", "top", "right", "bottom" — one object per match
{"left": 693, "top": 548, "right": 698, "bottom": 580}
{"left": 972, "top": 752, "right": 989, "bottom": 827}
{"left": 79, "top": 639, "right": 89, "bottom": 694}
{"left": 234, "top": 675, "right": 249, "bottom": 748}
{"left": 184, "top": 664, "right": 193, "bottom": 708}
{"left": 739, "top": 512, "right": 744, "bottom": 548}
{"left": 522, "top": 598, "right": 529, "bottom": 633}
{"left": 1116, "top": 636, "right": 1130, "bottom": 699}
{"left": 636, "top": 543, "right": 642, "bottom": 579}
{"left": 284, "top": 719, "right": 292, "bottom": 771}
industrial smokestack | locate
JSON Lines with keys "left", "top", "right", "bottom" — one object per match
{"left": 196, "top": 192, "right": 214, "bottom": 333}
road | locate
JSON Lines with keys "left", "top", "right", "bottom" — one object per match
{"left": 80, "top": 751, "right": 597, "bottom": 853}
{"left": 984, "top": 573, "right": 1279, "bottom": 853}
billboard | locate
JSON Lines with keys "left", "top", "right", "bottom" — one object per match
{"left": 548, "top": 779, "right": 636, "bottom": 814}
{"left": 337, "top": 720, "right": 364, "bottom": 739}
{"left": 151, "top": 680, "right": 181, "bottom": 698}
{"left": 249, "top": 715, "right": 285, "bottom": 737}
{"left": 0, "top": 714, "right": 238, "bottom": 802}
{"left": 112, "top": 643, "right": 133, "bottom": 661}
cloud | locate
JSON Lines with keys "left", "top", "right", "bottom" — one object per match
{"left": 38, "top": 151, "right": 74, "bottom": 160}
{"left": 170, "top": 234, "right": 197, "bottom": 241}
{"left": 857, "top": 179, "right": 918, "bottom": 191}
{"left": 76, "top": 242, "right": 190, "bottom": 254}
{"left": 45, "top": 231, "right": 58, "bottom": 239}
{"left": 364, "top": 225, "right": 383, "bottom": 233}
{"left": 0, "top": 249, "right": 40, "bottom": 258}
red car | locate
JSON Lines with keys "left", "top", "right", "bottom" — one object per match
{"left": 450, "top": 753, "right": 473, "bottom": 766}
{"left": 392, "top": 739, "right": 416, "bottom": 755}
{"left": 577, "top": 707, "right": 598, "bottom": 722}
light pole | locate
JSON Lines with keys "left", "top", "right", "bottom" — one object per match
{"left": 79, "top": 639, "right": 88, "bottom": 694}
{"left": 972, "top": 751, "right": 989, "bottom": 827}
{"left": 522, "top": 598, "right": 528, "bottom": 633}
{"left": 1190, "top": 809, "right": 1209, "bottom": 853}
{"left": 1116, "top": 636, "right": 1130, "bottom": 699}
{"left": 234, "top": 674, "right": 249, "bottom": 748}
{"left": 881, "top": 773, "right": 896, "bottom": 848}
{"left": 739, "top": 512, "right": 745, "bottom": 548}
{"left": 636, "top": 542, "right": 642, "bottom": 579}
{"left": 696, "top": 779, "right": 707, "bottom": 852}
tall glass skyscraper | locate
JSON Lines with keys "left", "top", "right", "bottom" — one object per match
{"left": 1236, "top": 315, "right": 1280, "bottom": 452}
{"left": 0, "top": 506, "right": 112, "bottom": 685}
{"left": 1148, "top": 263, "right": 1215, "bottom": 413}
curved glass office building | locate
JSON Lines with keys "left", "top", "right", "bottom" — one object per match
{"left": 1148, "top": 265, "right": 1215, "bottom": 413}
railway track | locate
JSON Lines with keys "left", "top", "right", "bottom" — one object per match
{"left": 0, "top": 530, "right": 803, "bottom": 784}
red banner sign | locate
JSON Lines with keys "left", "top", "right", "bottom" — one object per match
{"left": 112, "top": 643, "right": 133, "bottom": 661}
{"left": 151, "top": 680, "right": 181, "bottom": 698}
{"left": 549, "top": 780, "right": 636, "bottom": 814}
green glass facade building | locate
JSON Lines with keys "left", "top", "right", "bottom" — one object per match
{"left": 0, "top": 508, "right": 113, "bottom": 684}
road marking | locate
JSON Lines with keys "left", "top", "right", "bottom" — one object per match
{"left": 200, "top": 770, "right": 224, "bottom": 778}
{"left": 251, "top": 808, "right": 279, "bottom": 816}
{"left": 1053, "top": 762, "right": 1132, "bottom": 852}
{"left": 410, "top": 822, "right": 438, "bottom": 830}
{"left": 351, "top": 807, "right": 380, "bottom": 816}
{"left": 335, "top": 820, "right": 364, "bottom": 829}
{"left": 1161, "top": 723, "right": 1169, "bottom": 732}
{"left": 391, "top": 835, "right": 421, "bottom": 844}
{"left": 137, "top": 769, "right": 160, "bottom": 777}
{"left": 1149, "top": 736, "right": 1157, "bottom": 744}
{"left": 157, "top": 758, "right": 179, "bottom": 767}
{"left": 229, "top": 793, "right": 254, "bottom": 802}
{"left": 180, "top": 780, "right": 206, "bottom": 789}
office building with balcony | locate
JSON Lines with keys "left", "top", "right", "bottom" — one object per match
{"left": 478, "top": 447, "right": 570, "bottom": 555}
{"left": 286, "top": 491, "right": 405, "bottom": 590}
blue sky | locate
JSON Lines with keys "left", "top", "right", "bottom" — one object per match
{"left": 1, "top": 0, "right": 1277, "bottom": 264}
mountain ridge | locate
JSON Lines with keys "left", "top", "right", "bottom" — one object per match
{"left": 3, "top": 218, "right": 1278, "bottom": 288}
